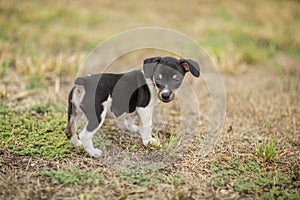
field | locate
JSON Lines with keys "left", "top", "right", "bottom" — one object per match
{"left": 0, "top": 0, "right": 300, "bottom": 199}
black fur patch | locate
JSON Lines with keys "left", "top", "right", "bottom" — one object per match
{"left": 74, "top": 70, "right": 150, "bottom": 131}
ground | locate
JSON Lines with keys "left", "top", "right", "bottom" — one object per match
{"left": 0, "top": 0, "right": 299, "bottom": 199}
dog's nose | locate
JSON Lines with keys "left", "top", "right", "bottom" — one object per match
{"left": 161, "top": 90, "right": 171, "bottom": 100}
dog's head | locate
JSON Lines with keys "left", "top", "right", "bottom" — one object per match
{"left": 143, "top": 56, "right": 200, "bottom": 103}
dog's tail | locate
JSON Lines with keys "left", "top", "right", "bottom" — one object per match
{"left": 65, "top": 83, "right": 86, "bottom": 140}
{"left": 65, "top": 87, "right": 76, "bottom": 139}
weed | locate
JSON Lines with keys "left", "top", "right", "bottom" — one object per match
{"left": 41, "top": 166, "right": 104, "bottom": 185}
{"left": 245, "top": 160, "right": 261, "bottom": 174}
{"left": 259, "top": 188, "right": 300, "bottom": 200}
{"left": 119, "top": 171, "right": 154, "bottom": 187}
{"left": 164, "top": 129, "right": 183, "bottom": 153}
{"left": 0, "top": 103, "right": 73, "bottom": 159}
{"left": 26, "top": 103, "right": 52, "bottom": 114}
{"left": 209, "top": 158, "right": 300, "bottom": 198}
{"left": 256, "top": 139, "right": 276, "bottom": 162}
{"left": 130, "top": 144, "right": 137, "bottom": 152}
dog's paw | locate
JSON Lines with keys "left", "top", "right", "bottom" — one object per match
{"left": 86, "top": 148, "right": 102, "bottom": 158}
{"left": 143, "top": 137, "right": 157, "bottom": 146}
{"left": 144, "top": 137, "right": 161, "bottom": 150}
{"left": 70, "top": 135, "right": 82, "bottom": 147}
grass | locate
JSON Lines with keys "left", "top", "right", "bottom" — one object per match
{"left": 0, "top": 102, "right": 186, "bottom": 159}
{"left": 2, "top": 99, "right": 296, "bottom": 198}
{"left": 209, "top": 159, "right": 300, "bottom": 199}
{"left": 256, "top": 139, "right": 276, "bottom": 163}
{"left": 26, "top": 76, "right": 45, "bottom": 90}
{"left": 163, "top": 129, "right": 183, "bottom": 153}
{"left": 0, "top": 103, "right": 75, "bottom": 159}
{"left": 0, "top": 1, "right": 299, "bottom": 76}
{"left": 41, "top": 166, "right": 104, "bottom": 185}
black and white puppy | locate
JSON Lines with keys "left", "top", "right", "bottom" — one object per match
{"left": 65, "top": 56, "right": 200, "bottom": 157}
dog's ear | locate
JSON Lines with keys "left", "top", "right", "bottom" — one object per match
{"left": 143, "top": 57, "right": 162, "bottom": 78}
{"left": 179, "top": 59, "right": 200, "bottom": 77}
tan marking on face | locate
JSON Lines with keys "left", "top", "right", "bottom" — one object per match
{"left": 159, "top": 74, "right": 163, "bottom": 79}
{"left": 173, "top": 74, "right": 177, "bottom": 79}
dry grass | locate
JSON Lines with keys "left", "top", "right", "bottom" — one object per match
{"left": 0, "top": 0, "right": 300, "bottom": 199}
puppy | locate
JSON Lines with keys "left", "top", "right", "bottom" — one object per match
{"left": 65, "top": 56, "right": 200, "bottom": 157}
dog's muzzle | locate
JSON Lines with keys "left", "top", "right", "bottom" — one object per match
{"left": 158, "top": 88, "right": 175, "bottom": 103}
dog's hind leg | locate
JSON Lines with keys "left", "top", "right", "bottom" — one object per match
{"left": 79, "top": 124, "right": 102, "bottom": 157}
{"left": 79, "top": 97, "right": 111, "bottom": 158}
{"left": 65, "top": 85, "right": 85, "bottom": 147}
{"left": 69, "top": 112, "right": 83, "bottom": 147}
{"left": 80, "top": 115, "right": 104, "bottom": 158}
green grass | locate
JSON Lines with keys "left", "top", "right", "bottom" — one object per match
{"left": 201, "top": 2, "right": 300, "bottom": 71}
{"left": 259, "top": 187, "right": 300, "bottom": 200}
{"left": 41, "top": 166, "right": 104, "bottom": 185}
{"left": 256, "top": 139, "right": 276, "bottom": 163}
{"left": 163, "top": 129, "right": 183, "bottom": 153}
{"left": 0, "top": 102, "right": 183, "bottom": 160}
{"left": 203, "top": 28, "right": 280, "bottom": 66}
{"left": 0, "top": 103, "right": 75, "bottom": 159}
{"left": 208, "top": 159, "right": 300, "bottom": 199}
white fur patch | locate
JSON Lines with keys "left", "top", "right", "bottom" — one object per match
{"left": 145, "top": 78, "right": 159, "bottom": 107}
{"left": 135, "top": 78, "right": 158, "bottom": 146}
{"left": 72, "top": 85, "right": 85, "bottom": 108}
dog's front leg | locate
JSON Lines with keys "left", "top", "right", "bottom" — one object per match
{"left": 136, "top": 107, "right": 156, "bottom": 146}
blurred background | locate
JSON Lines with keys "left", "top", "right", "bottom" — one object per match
{"left": 0, "top": 0, "right": 299, "bottom": 107}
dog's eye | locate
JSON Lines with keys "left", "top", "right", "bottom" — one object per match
{"left": 155, "top": 74, "right": 162, "bottom": 81}
{"left": 173, "top": 74, "right": 181, "bottom": 82}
